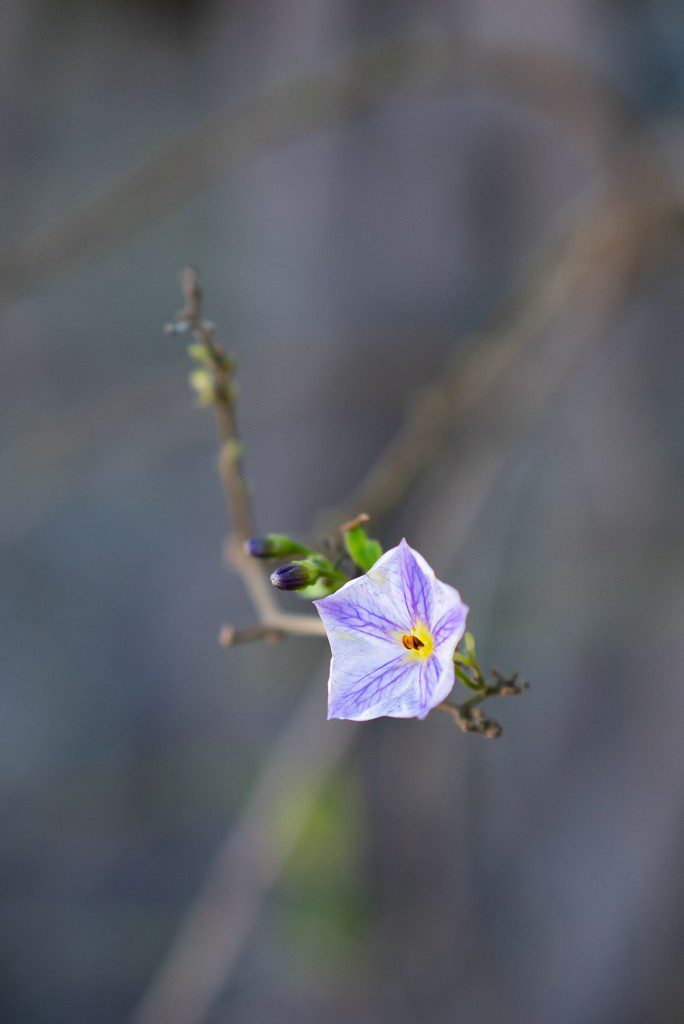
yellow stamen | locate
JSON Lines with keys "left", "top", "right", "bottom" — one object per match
{"left": 399, "top": 622, "right": 434, "bottom": 659}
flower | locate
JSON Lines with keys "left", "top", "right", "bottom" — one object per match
{"left": 314, "top": 539, "right": 468, "bottom": 721}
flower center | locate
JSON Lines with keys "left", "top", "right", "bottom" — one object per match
{"left": 399, "top": 622, "right": 434, "bottom": 660}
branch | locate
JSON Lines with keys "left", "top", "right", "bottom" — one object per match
{"left": 218, "top": 623, "right": 285, "bottom": 647}
{"left": 438, "top": 671, "right": 529, "bottom": 738}
{"left": 168, "top": 270, "right": 325, "bottom": 643}
{"left": 170, "top": 268, "right": 254, "bottom": 541}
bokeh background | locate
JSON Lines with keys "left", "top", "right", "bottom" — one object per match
{"left": 1, "top": 1, "right": 683, "bottom": 1022}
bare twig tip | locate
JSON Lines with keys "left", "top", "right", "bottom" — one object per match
{"left": 218, "top": 624, "right": 236, "bottom": 647}
{"left": 341, "top": 512, "right": 371, "bottom": 533}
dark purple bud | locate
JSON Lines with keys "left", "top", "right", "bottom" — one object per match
{"left": 244, "top": 533, "right": 311, "bottom": 560}
{"left": 270, "top": 561, "right": 318, "bottom": 591}
{"left": 245, "top": 537, "right": 273, "bottom": 558}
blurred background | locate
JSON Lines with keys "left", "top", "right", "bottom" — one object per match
{"left": 1, "top": 0, "right": 683, "bottom": 1022}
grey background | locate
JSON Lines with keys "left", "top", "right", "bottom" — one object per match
{"left": 1, "top": 0, "right": 683, "bottom": 1021}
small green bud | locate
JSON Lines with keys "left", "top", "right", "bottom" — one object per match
{"left": 219, "top": 351, "right": 238, "bottom": 374}
{"left": 187, "top": 342, "right": 213, "bottom": 365}
{"left": 222, "top": 439, "right": 244, "bottom": 463}
{"left": 188, "top": 368, "right": 215, "bottom": 406}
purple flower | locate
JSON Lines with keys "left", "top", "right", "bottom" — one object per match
{"left": 314, "top": 539, "right": 468, "bottom": 721}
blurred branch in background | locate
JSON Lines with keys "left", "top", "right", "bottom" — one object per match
{"left": 130, "top": 159, "right": 684, "bottom": 1023}
{"left": 0, "top": 33, "right": 648, "bottom": 304}
{"left": 1, "top": 31, "right": 674, "bottom": 554}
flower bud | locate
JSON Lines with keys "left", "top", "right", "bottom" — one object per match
{"left": 270, "top": 560, "right": 319, "bottom": 591}
{"left": 244, "top": 534, "right": 310, "bottom": 559}
{"left": 187, "top": 342, "right": 212, "bottom": 365}
{"left": 188, "top": 368, "right": 216, "bottom": 407}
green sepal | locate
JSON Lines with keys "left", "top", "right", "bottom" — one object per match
{"left": 295, "top": 555, "right": 348, "bottom": 599}
{"left": 454, "top": 631, "right": 487, "bottom": 689}
{"left": 454, "top": 664, "right": 484, "bottom": 691}
{"left": 298, "top": 579, "right": 340, "bottom": 600}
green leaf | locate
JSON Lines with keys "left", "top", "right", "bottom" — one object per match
{"left": 344, "top": 520, "right": 383, "bottom": 571}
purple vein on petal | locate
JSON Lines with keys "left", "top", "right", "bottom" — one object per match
{"left": 329, "top": 654, "right": 410, "bottom": 718}
{"left": 416, "top": 656, "right": 442, "bottom": 718}
{"left": 432, "top": 603, "right": 468, "bottom": 646}
{"left": 316, "top": 590, "right": 403, "bottom": 642}
{"left": 399, "top": 540, "right": 433, "bottom": 625}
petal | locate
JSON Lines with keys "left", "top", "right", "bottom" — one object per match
{"left": 314, "top": 572, "right": 405, "bottom": 646}
{"left": 315, "top": 569, "right": 408, "bottom": 723}
{"left": 431, "top": 580, "right": 469, "bottom": 651}
{"left": 328, "top": 650, "right": 454, "bottom": 722}
{"left": 398, "top": 539, "right": 434, "bottom": 624}
{"left": 414, "top": 653, "right": 457, "bottom": 719}
{"left": 327, "top": 651, "right": 417, "bottom": 721}
{"left": 362, "top": 539, "right": 435, "bottom": 627}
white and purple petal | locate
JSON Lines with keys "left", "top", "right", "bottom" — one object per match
{"left": 431, "top": 582, "right": 469, "bottom": 650}
{"left": 326, "top": 651, "right": 415, "bottom": 721}
{"left": 314, "top": 570, "right": 405, "bottom": 646}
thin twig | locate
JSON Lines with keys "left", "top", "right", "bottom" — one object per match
{"left": 218, "top": 623, "right": 285, "bottom": 647}
{"left": 172, "top": 267, "right": 254, "bottom": 541}
{"left": 438, "top": 672, "right": 529, "bottom": 738}
{"left": 168, "top": 270, "right": 325, "bottom": 643}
